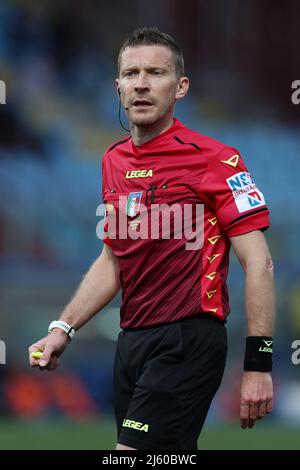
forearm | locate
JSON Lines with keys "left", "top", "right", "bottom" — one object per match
{"left": 231, "top": 232, "right": 275, "bottom": 427}
{"left": 59, "top": 246, "right": 120, "bottom": 331}
{"left": 244, "top": 261, "right": 275, "bottom": 336}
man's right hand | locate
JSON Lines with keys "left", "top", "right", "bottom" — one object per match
{"left": 28, "top": 329, "right": 69, "bottom": 371}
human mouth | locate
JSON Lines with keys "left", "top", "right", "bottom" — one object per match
{"left": 132, "top": 99, "right": 153, "bottom": 108}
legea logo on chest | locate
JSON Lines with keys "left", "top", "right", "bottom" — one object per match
{"left": 125, "top": 169, "right": 153, "bottom": 179}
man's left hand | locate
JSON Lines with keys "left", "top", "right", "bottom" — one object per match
{"left": 240, "top": 371, "right": 273, "bottom": 429}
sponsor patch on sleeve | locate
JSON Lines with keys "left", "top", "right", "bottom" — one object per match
{"left": 226, "top": 172, "right": 266, "bottom": 213}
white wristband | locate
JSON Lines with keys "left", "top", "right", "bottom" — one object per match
{"left": 48, "top": 320, "right": 76, "bottom": 340}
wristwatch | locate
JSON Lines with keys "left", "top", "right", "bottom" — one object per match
{"left": 48, "top": 320, "right": 76, "bottom": 340}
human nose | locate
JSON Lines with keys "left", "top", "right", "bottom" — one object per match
{"left": 134, "top": 72, "right": 150, "bottom": 92}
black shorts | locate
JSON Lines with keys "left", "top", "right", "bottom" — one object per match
{"left": 113, "top": 315, "right": 227, "bottom": 450}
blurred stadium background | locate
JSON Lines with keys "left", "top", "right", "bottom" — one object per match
{"left": 0, "top": 0, "right": 300, "bottom": 450}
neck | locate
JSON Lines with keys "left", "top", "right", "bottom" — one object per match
{"left": 130, "top": 114, "right": 174, "bottom": 147}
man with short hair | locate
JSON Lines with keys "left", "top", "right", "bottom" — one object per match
{"left": 29, "top": 27, "right": 275, "bottom": 450}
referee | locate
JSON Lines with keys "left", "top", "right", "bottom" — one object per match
{"left": 29, "top": 27, "right": 275, "bottom": 450}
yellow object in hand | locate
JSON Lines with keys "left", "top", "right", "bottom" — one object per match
{"left": 32, "top": 351, "right": 43, "bottom": 359}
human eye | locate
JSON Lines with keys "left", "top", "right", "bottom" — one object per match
{"left": 123, "top": 70, "right": 136, "bottom": 78}
{"left": 152, "top": 69, "right": 163, "bottom": 76}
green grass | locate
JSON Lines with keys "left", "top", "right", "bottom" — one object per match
{"left": 199, "top": 424, "right": 300, "bottom": 450}
{"left": 0, "top": 418, "right": 299, "bottom": 450}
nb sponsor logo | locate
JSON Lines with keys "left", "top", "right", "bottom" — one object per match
{"left": 226, "top": 171, "right": 266, "bottom": 213}
{"left": 227, "top": 171, "right": 255, "bottom": 192}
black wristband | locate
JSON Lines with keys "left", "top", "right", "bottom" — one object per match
{"left": 243, "top": 336, "right": 273, "bottom": 372}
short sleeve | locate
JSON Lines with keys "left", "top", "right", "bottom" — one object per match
{"left": 198, "top": 147, "right": 270, "bottom": 237}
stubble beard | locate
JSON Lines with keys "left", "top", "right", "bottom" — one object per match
{"left": 128, "top": 106, "right": 164, "bottom": 128}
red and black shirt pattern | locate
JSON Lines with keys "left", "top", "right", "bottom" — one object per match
{"left": 101, "top": 119, "right": 270, "bottom": 329}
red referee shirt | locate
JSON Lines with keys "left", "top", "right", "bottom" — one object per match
{"left": 101, "top": 118, "right": 270, "bottom": 329}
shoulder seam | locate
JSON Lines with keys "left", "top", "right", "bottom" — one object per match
{"left": 174, "top": 136, "right": 201, "bottom": 152}
{"left": 108, "top": 136, "right": 131, "bottom": 152}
